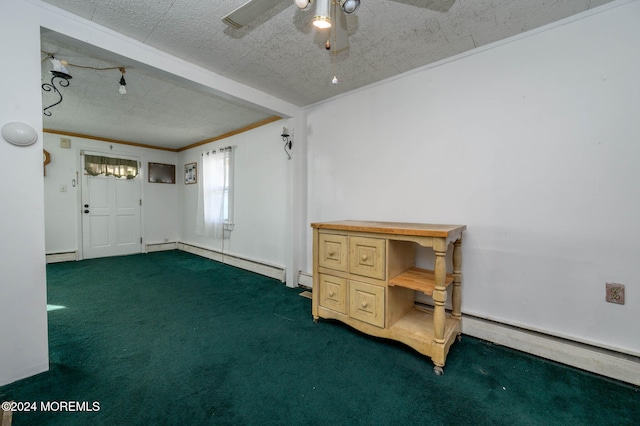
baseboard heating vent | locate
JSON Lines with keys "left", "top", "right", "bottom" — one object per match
{"left": 145, "top": 242, "right": 177, "bottom": 253}
{"left": 46, "top": 251, "right": 78, "bottom": 263}
{"left": 297, "top": 271, "right": 313, "bottom": 289}
{"left": 177, "top": 243, "right": 285, "bottom": 282}
{"left": 463, "top": 314, "right": 640, "bottom": 387}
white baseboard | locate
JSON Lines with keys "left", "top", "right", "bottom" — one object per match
{"left": 462, "top": 314, "right": 640, "bottom": 386}
{"left": 46, "top": 251, "right": 77, "bottom": 263}
{"left": 177, "top": 243, "right": 286, "bottom": 282}
{"left": 145, "top": 242, "right": 177, "bottom": 253}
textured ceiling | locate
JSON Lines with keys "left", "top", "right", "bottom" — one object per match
{"left": 40, "top": 32, "right": 277, "bottom": 151}
{"left": 39, "top": 0, "right": 615, "bottom": 149}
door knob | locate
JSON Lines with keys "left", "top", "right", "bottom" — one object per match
{"left": 84, "top": 209, "right": 90, "bottom": 213}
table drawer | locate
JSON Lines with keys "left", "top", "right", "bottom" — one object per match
{"left": 318, "top": 233, "right": 348, "bottom": 272}
{"left": 349, "top": 236, "right": 385, "bottom": 279}
{"left": 349, "top": 280, "right": 385, "bottom": 328}
{"left": 319, "top": 274, "right": 348, "bottom": 314}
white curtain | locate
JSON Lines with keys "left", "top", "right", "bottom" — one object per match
{"left": 195, "top": 148, "right": 232, "bottom": 239}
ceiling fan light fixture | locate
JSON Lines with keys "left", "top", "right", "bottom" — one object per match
{"left": 340, "top": 0, "right": 360, "bottom": 14}
{"left": 313, "top": 0, "right": 331, "bottom": 29}
{"left": 294, "top": 0, "right": 313, "bottom": 10}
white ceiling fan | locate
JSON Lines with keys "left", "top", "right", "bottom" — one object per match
{"left": 222, "top": 0, "right": 359, "bottom": 55}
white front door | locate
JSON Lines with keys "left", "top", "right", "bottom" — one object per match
{"left": 81, "top": 154, "right": 142, "bottom": 259}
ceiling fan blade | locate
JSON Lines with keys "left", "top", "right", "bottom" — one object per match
{"left": 331, "top": 8, "right": 350, "bottom": 54}
{"left": 222, "top": 0, "right": 286, "bottom": 29}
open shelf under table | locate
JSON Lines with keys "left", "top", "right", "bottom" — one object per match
{"left": 388, "top": 267, "right": 454, "bottom": 295}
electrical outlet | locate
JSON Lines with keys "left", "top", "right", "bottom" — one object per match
{"left": 606, "top": 283, "right": 625, "bottom": 305}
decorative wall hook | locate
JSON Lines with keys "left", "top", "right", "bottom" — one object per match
{"left": 282, "top": 127, "right": 293, "bottom": 160}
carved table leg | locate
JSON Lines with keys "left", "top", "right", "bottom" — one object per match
{"left": 432, "top": 249, "right": 447, "bottom": 345}
{"left": 452, "top": 238, "right": 462, "bottom": 320}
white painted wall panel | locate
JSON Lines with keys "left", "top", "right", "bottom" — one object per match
{"left": 0, "top": 0, "right": 49, "bottom": 386}
{"left": 305, "top": 1, "right": 640, "bottom": 355}
{"left": 180, "top": 120, "right": 290, "bottom": 270}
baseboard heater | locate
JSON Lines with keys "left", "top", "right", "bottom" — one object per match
{"left": 297, "top": 274, "right": 640, "bottom": 386}
{"left": 461, "top": 313, "right": 640, "bottom": 387}
{"left": 145, "top": 242, "right": 178, "bottom": 253}
{"left": 177, "top": 242, "right": 286, "bottom": 282}
{"left": 46, "top": 251, "right": 78, "bottom": 263}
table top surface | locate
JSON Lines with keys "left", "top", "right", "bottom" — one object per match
{"left": 311, "top": 220, "right": 466, "bottom": 238}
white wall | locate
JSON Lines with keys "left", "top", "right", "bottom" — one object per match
{"left": 43, "top": 133, "right": 180, "bottom": 255}
{"left": 305, "top": 1, "right": 640, "bottom": 355}
{"left": 0, "top": 0, "right": 49, "bottom": 386}
{"left": 180, "top": 120, "right": 291, "bottom": 268}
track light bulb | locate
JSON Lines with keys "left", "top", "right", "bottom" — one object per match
{"left": 118, "top": 67, "right": 127, "bottom": 95}
{"left": 294, "top": 0, "right": 313, "bottom": 10}
{"left": 340, "top": 0, "right": 360, "bottom": 14}
{"left": 313, "top": 0, "right": 331, "bottom": 29}
{"left": 119, "top": 75, "right": 127, "bottom": 95}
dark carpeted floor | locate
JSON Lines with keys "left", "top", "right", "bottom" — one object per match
{"left": 1, "top": 251, "right": 638, "bottom": 425}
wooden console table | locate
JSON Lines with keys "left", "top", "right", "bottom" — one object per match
{"left": 311, "top": 220, "right": 466, "bottom": 374}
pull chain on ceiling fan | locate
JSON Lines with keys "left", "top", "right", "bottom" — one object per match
{"left": 331, "top": 1, "right": 339, "bottom": 84}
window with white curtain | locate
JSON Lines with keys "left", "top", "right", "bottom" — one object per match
{"left": 195, "top": 146, "right": 234, "bottom": 239}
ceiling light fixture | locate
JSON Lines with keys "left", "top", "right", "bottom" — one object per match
{"left": 42, "top": 58, "right": 72, "bottom": 117}
{"left": 340, "top": 0, "right": 360, "bottom": 14}
{"left": 294, "top": 0, "right": 313, "bottom": 10}
{"left": 313, "top": 0, "right": 331, "bottom": 29}
{"left": 41, "top": 51, "right": 130, "bottom": 115}
{"left": 119, "top": 67, "right": 127, "bottom": 95}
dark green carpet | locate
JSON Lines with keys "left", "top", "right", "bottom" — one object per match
{"left": 1, "top": 251, "right": 638, "bottom": 425}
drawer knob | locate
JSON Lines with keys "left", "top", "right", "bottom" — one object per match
{"left": 361, "top": 301, "right": 368, "bottom": 308}
{"left": 329, "top": 291, "right": 335, "bottom": 297}
{"left": 361, "top": 254, "right": 368, "bottom": 261}
{"left": 328, "top": 250, "right": 336, "bottom": 256}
